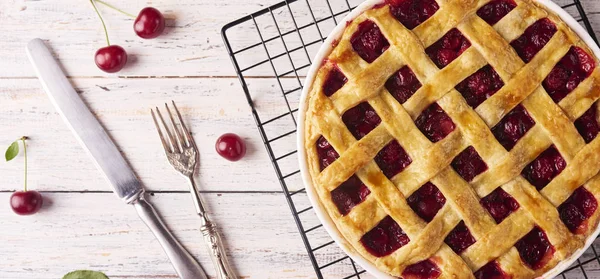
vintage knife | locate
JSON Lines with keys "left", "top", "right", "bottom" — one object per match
{"left": 26, "top": 38, "right": 208, "bottom": 279}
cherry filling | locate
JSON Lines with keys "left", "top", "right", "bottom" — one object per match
{"left": 387, "top": 0, "right": 440, "bottom": 30}
{"left": 323, "top": 67, "right": 348, "bottom": 97}
{"left": 521, "top": 146, "right": 566, "bottom": 190}
{"left": 558, "top": 187, "right": 598, "bottom": 234}
{"left": 374, "top": 140, "right": 413, "bottom": 178}
{"left": 477, "top": 0, "right": 517, "bottom": 25}
{"left": 515, "top": 226, "right": 555, "bottom": 270}
{"left": 385, "top": 66, "right": 422, "bottom": 104}
{"left": 543, "top": 46, "right": 596, "bottom": 103}
{"left": 451, "top": 146, "right": 488, "bottom": 182}
{"left": 316, "top": 136, "right": 339, "bottom": 171}
{"left": 402, "top": 259, "right": 441, "bottom": 279}
{"left": 456, "top": 65, "right": 505, "bottom": 108}
{"left": 480, "top": 188, "right": 520, "bottom": 224}
{"left": 351, "top": 20, "right": 390, "bottom": 63}
{"left": 426, "top": 28, "right": 471, "bottom": 69}
{"left": 342, "top": 102, "right": 382, "bottom": 140}
{"left": 407, "top": 182, "right": 446, "bottom": 222}
{"left": 510, "top": 18, "right": 557, "bottom": 63}
{"left": 474, "top": 261, "right": 510, "bottom": 279}
{"left": 491, "top": 105, "right": 535, "bottom": 151}
{"left": 444, "top": 221, "right": 476, "bottom": 254}
{"left": 360, "top": 216, "right": 410, "bottom": 257}
{"left": 415, "top": 103, "right": 456, "bottom": 143}
{"left": 331, "top": 175, "right": 371, "bottom": 215}
{"left": 575, "top": 103, "right": 600, "bottom": 143}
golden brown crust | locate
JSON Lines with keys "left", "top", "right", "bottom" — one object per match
{"left": 302, "top": 0, "right": 600, "bottom": 277}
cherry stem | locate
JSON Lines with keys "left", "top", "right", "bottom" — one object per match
{"left": 20, "top": 136, "right": 28, "bottom": 192}
{"left": 90, "top": 0, "right": 111, "bottom": 46}
{"left": 95, "top": 0, "right": 137, "bottom": 19}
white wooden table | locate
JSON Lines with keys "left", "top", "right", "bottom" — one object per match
{"left": 2, "top": 0, "right": 600, "bottom": 278}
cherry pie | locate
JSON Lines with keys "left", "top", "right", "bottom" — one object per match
{"left": 301, "top": 0, "right": 600, "bottom": 278}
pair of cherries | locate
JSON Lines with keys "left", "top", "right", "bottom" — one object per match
{"left": 92, "top": 0, "right": 166, "bottom": 73}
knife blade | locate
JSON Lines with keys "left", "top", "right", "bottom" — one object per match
{"left": 26, "top": 38, "right": 142, "bottom": 203}
{"left": 26, "top": 38, "right": 208, "bottom": 279}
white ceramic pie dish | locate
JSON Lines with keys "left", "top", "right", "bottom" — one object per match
{"left": 297, "top": 0, "right": 600, "bottom": 278}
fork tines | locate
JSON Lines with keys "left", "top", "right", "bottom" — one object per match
{"left": 151, "top": 101, "right": 195, "bottom": 154}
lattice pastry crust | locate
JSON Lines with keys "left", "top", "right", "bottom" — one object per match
{"left": 302, "top": 0, "right": 600, "bottom": 278}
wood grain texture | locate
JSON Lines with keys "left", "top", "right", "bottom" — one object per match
{"left": 0, "top": 0, "right": 366, "bottom": 77}
{"left": 1, "top": 0, "right": 600, "bottom": 278}
{"left": 0, "top": 78, "right": 301, "bottom": 192}
{"left": 0, "top": 192, "right": 374, "bottom": 279}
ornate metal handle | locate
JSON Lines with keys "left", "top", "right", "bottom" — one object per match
{"left": 185, "top": 176, "right": 237, "bottom": 279}
{"left": 133, "top": 194, "right": 208, "bottom": 279}
{"left": 200, "top": 218, "right": 238, "bottom": 279}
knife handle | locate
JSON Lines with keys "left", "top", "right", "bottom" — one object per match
{"left": 133, "top": 194, "right": 208, "bottom": 279}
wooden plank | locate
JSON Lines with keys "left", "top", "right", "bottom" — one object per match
{"left": 0, "top": 78, "right": 303, "bottom": 192}
{"left": 0, "top": 192, "right": 375, "bottom": 279}
{"left": 0, "top": 0, "right": 365, "bottom": 78}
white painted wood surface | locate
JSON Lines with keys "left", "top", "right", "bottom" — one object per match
{"left": 1, "top": 0, "right": 600, "bottom": 278}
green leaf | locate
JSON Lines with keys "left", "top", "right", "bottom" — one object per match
{"left": 62, "top": 270, "right": 109, "bottom": 279}
{"left": 5, "top": 141, "right": 19, "bottom": 162}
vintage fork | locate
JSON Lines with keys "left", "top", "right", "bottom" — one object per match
{"left": 151, "top": 101, "right": 237, "bottom": 279}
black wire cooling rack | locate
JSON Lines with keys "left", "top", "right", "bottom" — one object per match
{"left": 222, "top": 0, "right": 600, "bottom": 278}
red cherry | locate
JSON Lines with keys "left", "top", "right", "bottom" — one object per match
{"left": 134, "top": 7, "right": 166, "bottom": 39}
{"left": 10, "top": 190, "right": 43, "bottom": 215}
{"left": 216, "top": 133, "right": 247, "bottom": 161}
{"left": 95, "top": 45, "right": 127, "bottom": 73}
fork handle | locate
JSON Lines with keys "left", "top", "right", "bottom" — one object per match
{"left": 200, "top": 218, "right": 238, "bottom": 279}
{"left": 133, "top": 195, "right": 208, "bottom": 279}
